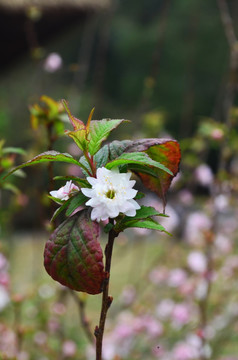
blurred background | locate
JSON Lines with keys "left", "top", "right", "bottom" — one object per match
{"left": 1, "top": 0, "right": 238, "bottom": 359}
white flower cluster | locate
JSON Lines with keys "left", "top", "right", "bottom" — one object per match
{"left": 81, "top": 167, "right": 140, "bottom": 222}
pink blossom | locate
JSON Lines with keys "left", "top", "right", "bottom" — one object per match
{"left": 34, "top": 331, "right": 47, "bottom": 346}
{"left": 194, "top": 279, "right": 208, "bottom": 300}
{"left": 214, "top": 194, "right": 229, "bottom": 211}
{"left": 120, "top": 285, "right": 136, "bottom": 306}
{"left": 51, "top": 302, "right": 66, "bottom": 315}
{"left": 62, "top": 340, "right": 77, "bottom": 357}
{"left": 173, "top": 342, "right": 200, "bottom": 360}
{"left": 172, "top": 303, "right": 190, "bottom": 327}
{"left": 211, "top": 128, "right": 224, "bottom": 140}
{"left": 187, "top": 251, "right": 207, "bottom": 273}
{"left": 50, "top": 181, "right": 79, "bottom": 201}
{"left": 44, "top": 52, "right": 63, "bottom": 72}
{"left": 156, "top": 299, "right": 175, "bottom": 319}
{"left": 194, "top": 164, "right": 214, "bottom": 186}
{"left": 0, "top": 285, "right": 10, "bottom": 311}
{"left": 149, "top": 266, "right": 169, "bottom": 284}
{"left": 0, "top": 254, "right": 8, "bottom": 271}
{"left": 167, "top": 268, "right": 188, "bottom": 288}
{"left": 185, "top": 212, "right": 212, "bottom": 246}
{"left": 178, "top": 189, "right": 194, "bottom": 206}
{"left": 214, "top": 234, "right": 232, "bottom": 254}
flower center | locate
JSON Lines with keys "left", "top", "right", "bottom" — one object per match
{"left": 105, "top": 188, "right": 116, "bottom": 199}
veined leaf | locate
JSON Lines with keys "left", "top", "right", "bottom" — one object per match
{"left": 88, "top": 119, "right": 127, "bottom": 155}
{"left": 120, "top": 218, "right": 169, "bottom": 234}
{"left": 3, "top": 151, "right": 89, "bottom": 179}
{"left": 125, "top": 139, "right": 181, "bottom": 209}
{"left": 66, "top": 129, "right": 88, "bottom": 152}
{"left": 106, "top": 152, "right": 173, "bottom": 175}
{"left": 44, "top": 210, "right": 105, "bottom": 294}
{"left": 124, "top": 205, "right": 165, "bottom": 221}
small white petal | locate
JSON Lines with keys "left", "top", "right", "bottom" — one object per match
{"left": 81, "top": 188, "right": 94, "bottom": 197}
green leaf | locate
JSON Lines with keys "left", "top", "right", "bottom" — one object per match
{"left": 65, "top": 192, "right": 88, "bottom": 217}
{"left": 51, "top": 201, "right": 69, "bottom": 222}
{"left": 94, "top": 144, "right": 109, "bottom": 169}
{"left": 2, "top": 182, "right": 20, "bottom": 194}
{"left": 88, "top": 119, "right": 127, "bottom": 155}
{"left": 48, "top": 195, "right": 64, "bottom": 205}
{"left": 121, "top": 218, "right": 170, "bottom": 234}
{"left": 106, "top": 152, "right": 173, "bottom": 174}
{"left": 124, "top": 206, "right": 163, "bottom": 221}
{"left": 134, "top": 192, "right": 145, "bottom": 200}
{"left": 3, "top": 151, "right": 89, "bottom": 179}
{"left": 2, "top": 147, "right": 26, "bottom": 155}
{"left": 44, "top": 210, "right": 105, "bottom": 294}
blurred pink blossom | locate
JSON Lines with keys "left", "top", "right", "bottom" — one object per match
{"left": 173, "top": 342, "right": 200, "bottom": 360}
{"left": 178, "top": 189, "right": 194, "bottom": 206}
{"left": 0, "top": 325, "right": 17, "bottom": 357}
{"left": 44, "top": 52, "right": 63, "bottom": 72}
{"left": 187, "top": 251, "right": 207, "bottom": 273}
{"left": 194, "top": 164, "right": 214, "bottom": 186}
{"left": 171, "top": 303, "right": 191, "bottom": 327}
{"left": 0, "top": 285, "right": 10, "bottom": 311}
{"left": 120, "top": 285, "right": 136, "bottom": 306}
{"left": 167, "top": 268, "right": 188, "bottom": 288}
{"left": 156, "top": 299, "right": 175, "bottom": 319}
{"left": 214, "top": 194, "right": 229, "bottom": 211}
{"left": 211, "top": 128, "right": 224, "bottom": 140}
{"left": 194, "top": 279, "right": 208, "bottom": 300}
{"left": 149, "top": 266, "right": 169, "bottom": 284}
{"left": 214, "top": 234, "right": 232, "bottom": 254}
{"left": 34, "top": 331, "right": 47, "bottom": 346}
{"left": 185, "top": 212, "right": 212, "bottom": 246}
{"left": 51, "top": 302, "right": 66, "bottom": 315}
{"left": 62, "top": 340, "right": 77, "bottom": 357}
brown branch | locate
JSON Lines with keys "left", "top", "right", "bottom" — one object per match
{"left": 95, "top": 219, "right": 116, "bottom": 360}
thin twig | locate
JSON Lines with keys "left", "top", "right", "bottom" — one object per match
{"left": 217, "top": 0, "right": 238, "bottom": 172}
{"left": 70, "top": 290, "right": 95, "bottom": 344}
{"left": 95, "top": 219, "right": 116, "bottom": 360}
{"left": 217, "top": 0, "right": 237, "bottom": 48}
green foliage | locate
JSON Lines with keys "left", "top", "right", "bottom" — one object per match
{"left": 88, "top": 119, "right": 127, "bottom": 155}
{"left": 4, "top": 101, "right": 180, "bottom": 295}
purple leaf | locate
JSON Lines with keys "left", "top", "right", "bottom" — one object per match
{"left": 44, "top": 210, "right": 105, "bottom": 294}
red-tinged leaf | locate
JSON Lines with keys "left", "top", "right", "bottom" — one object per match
{"left": 62, "top": 100, "right": 85, "bottom": 131}
{"left": 44, "top": 210, "right": 105, "bottom": 294}
{"left": 96, "top": 139, "right": 181, "bottom": 208}
{"left": 124, "top": 139, "right": 181, "bottom": 209}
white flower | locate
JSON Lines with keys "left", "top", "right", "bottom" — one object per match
{"left": 81, "top": 167, "right": 140, "bottom": 222}
{"left": 50, "top": 181, "right": 79, "bottom": 201}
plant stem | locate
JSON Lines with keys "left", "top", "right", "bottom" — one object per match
{"left": 95, "top": 219, "right": 116, "bottom": 360}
